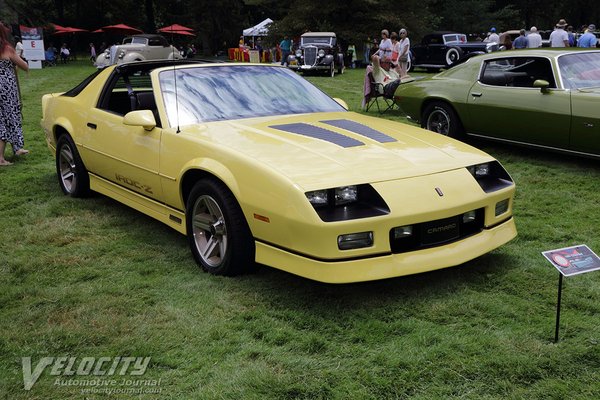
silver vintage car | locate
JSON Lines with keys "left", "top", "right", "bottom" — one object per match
{"left": 95, "top": 34, "right": 182, "bottom": 68}
{"left": 287, "top": 32, "right": 345, "bottom": 77}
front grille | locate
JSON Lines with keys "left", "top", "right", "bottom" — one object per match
{"left": 390, "top": 209, "right": 484, "bottom": 253}
{"left": 304, "top": 47, "right": 317, "bottom": 66}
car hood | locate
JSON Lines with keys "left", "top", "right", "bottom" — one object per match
{"left": 180, "top": 112, "right": 493, "bottom": 189}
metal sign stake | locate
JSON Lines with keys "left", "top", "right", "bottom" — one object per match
{"left": 554, "top": 273, "right": 563, "bottom": 343}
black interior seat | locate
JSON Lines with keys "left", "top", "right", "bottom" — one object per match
{"left": 136, "top": 92, "right": 161, "bottom": 127}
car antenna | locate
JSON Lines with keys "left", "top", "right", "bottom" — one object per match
{"left": 167, "top": 28, "right": 181, "bottom": 133}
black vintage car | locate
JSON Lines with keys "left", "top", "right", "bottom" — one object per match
{"left": 410, "top": 31, "right": 499, "bottom": 71}
{"left": 287, "top": 32, "right": 345, "bottom": 77}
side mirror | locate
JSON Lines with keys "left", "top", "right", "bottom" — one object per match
{"left": 333, "top": 97, "right": 349, "bottom": 110}
{"left": 533, "top": 79, "right": 550, "bottom": 93}
{"left": 123, "top": 110, "right": 156, "bottom": 131}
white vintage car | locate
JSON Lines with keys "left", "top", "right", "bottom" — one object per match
{"left": 94, "top": 34, "right": 182, "bottom": 68}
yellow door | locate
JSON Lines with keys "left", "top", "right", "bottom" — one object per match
{"left": 80, "top": 107, "right": 163, "bottom": 200}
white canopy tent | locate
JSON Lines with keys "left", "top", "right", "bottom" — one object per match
{"left": 242, "top": 18, "right": 273, "bottom": 37}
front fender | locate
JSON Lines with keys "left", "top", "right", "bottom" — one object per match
{"left": 167, "top": 48, "right": 182, "bottom": 60}
{"left": 178, "top": 158, "right": 241, "bottom": 205}
{"left": 122, "top": 52, "right": 145, "bottom": 62}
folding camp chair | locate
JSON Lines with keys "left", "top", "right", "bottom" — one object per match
{"left": 44, "top": 49, "right": 57, "bottom": 67}
{"left": 364, "top": 72, "right": 400, "bottom": 114}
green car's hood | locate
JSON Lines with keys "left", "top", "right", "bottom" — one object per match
{"left": 181, "top": 112, "right": 493, "bottom": 189}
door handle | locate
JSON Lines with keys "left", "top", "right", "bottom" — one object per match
{"left": 471, "top": 92, "right": 482, "bottom": 97}
{"left": 87, "top": 122, "right": 97, "bottom": 129}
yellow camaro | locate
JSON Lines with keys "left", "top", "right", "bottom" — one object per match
{"left": 41, "top": 60, "right": 516, "bottom": 283}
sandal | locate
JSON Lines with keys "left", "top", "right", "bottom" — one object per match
{"left": 0, "top": 160, "right": 13, "bottom": 166}
{"left": 15, "top": 149, "right": 30, "bottom": 156}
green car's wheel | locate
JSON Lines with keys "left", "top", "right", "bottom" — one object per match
{"left": 186, "top": 179, "right": 255, "bottom": 276}
{"left": 56, "top": 134, "right": 90, "bottom": 197}
{"left": 422, "top": 102, "right": 463, "bottom": 138}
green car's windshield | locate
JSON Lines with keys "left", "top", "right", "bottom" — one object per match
{"left": 159, "top": 65, "right": 345, "bottom": 126}
{"left": 559, "top": 52, "right": 600, "bottom": 89}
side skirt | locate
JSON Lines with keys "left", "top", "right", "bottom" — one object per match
{"left": 89, "top": 173, "right": 187, "bottom": 234}
{"left": 465, "top": 133, "right": 600, "bottom": 160}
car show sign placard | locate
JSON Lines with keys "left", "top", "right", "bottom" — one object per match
{"left": 542, "top": 244, "right": 600, "bottom": 276}
{"left": 542, "top": 244, "right": 600, "bottom": 342}
{"left": 19, "top": 25, "right": 45, "bottom": 68}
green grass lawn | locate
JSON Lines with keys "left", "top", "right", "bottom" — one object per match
{"left": 1, "top": 61, "right": 600, "bottom": 399}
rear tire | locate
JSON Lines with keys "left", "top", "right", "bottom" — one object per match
{"left": 186, "top": 179, "right": 255, "bottom": 276}
{"left": 421, "top": 101, "right": 463, "bottom": 138}
{"left": 56, "top": 135, "right": 90, "bottom": 198}
{"left": 445, "top": 47, "right": 463, "bottom": 67}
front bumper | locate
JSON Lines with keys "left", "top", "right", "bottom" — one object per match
{"left": 288, "top": 63, "right": 332, "bottom": 71}
{"left": 256, "top": 217, "right": 516, "bottom": 283}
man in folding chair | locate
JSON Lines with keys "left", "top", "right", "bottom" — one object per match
{"left": 362, "top": 54, "right": 411, "bottom": 113}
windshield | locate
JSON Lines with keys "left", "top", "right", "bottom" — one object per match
{"left": 558, "top": 52, "right": 600, "bottom": 89}
{"left": 159, "top": 65, "right": 345, "bottom": 126}
{"left": 301, "top": 37, "right": 334, "bottom": 46}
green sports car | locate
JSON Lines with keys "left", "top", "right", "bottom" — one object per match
{"left": 395, "top": 49, "right": 600, "bottom": 158}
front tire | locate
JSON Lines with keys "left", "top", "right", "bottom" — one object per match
{"left": 329, "top": 62, "right": 335, "bottom": 77}
{"left": 421, "top": 101, "right": 463, "bottom": 138}
{"left": 56, "top": 135, "right": 90, "bottom": 197}
{"left": 337, "top": 55, "right": 344, "bottom": 74}
{"left": 186, "top": 179, "right": 255, "bottom": 276}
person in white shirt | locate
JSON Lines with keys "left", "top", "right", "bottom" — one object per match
{"left": 376, "top": 29, "right": 393, "bottom": 63}
{"left": 15, "top": 37, "right": 24, "bottom": 60}
{"left": 397, "top": 28, "right": 411, "bottom": 78}
{"left": 527, "top": 26, "right": 543, "bottom": 48}
{"left": 549, "top": 19, "right": 570, "bottom": 47}
{"left": 484, "top": 27, "right": 499, "bottom": 43}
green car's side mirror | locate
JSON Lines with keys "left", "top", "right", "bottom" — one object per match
{"left": 533, "top": 79, "right": 550, "bottom": 93}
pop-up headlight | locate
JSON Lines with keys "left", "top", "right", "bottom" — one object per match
{"left": 306, "top": 190, "right": 328, "bottom": 207}
{"left": 305, "top": 184, "right": 389, "bottom": 222}
{"left": 467, "top": 161, "right": 513, "bottom": 193}
{"left": 334, "top": 186, "right": 358, "bottom": 205}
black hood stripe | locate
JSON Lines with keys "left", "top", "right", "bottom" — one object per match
{"left": 270, "top": 123, "right": 364, "bottom": 147}
{"left": 320, "top": 119, "right": 397, "bottom": 143}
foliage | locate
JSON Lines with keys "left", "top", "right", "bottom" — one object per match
{"left": 432, "top": 0, "right": 520, "bottom": 33}
{"left": 263, "top": 0, "right": 441, "bottom": 49}
{"left": 3, "top": 0, "right": 600, "bottom": 55}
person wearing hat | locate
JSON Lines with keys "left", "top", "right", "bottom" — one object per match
{"left": 527, "top": 27, "right": 543, "bottom": 48}
{"left": 549, "top": 19, "right": 570, "bottom": 47}
{"left": 578, "top": 24, "right": 598, "bottom": 48}
{"left": 484, "top": 27, "right": 499, "bottom": 43}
